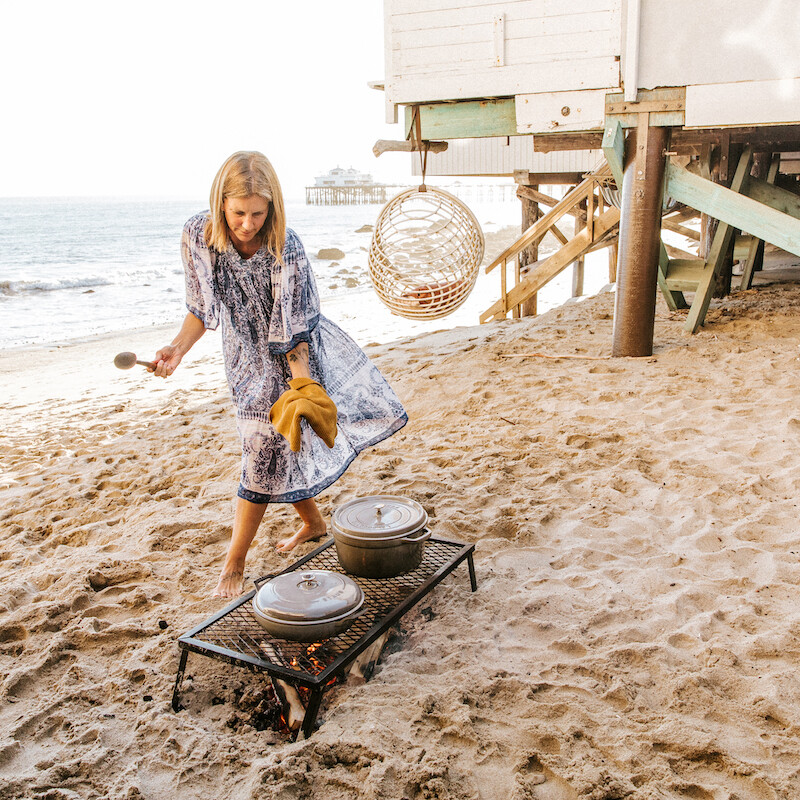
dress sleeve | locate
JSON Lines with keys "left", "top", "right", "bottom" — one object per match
{"left": 267, "top": 229, "right": 321, "bottom": 354}
{"left": 181, "top": 213, "right": 220, "bottom": 330}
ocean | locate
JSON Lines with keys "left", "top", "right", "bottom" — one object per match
{"left": 0, "top": 194, "right": 607, "bottom": 352}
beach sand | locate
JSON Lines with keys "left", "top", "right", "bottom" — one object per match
{"left": 3, "top": 273, "right": 800, "bottom": 799}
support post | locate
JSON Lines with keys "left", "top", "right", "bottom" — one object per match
{"left": 612, "top": 117, "right": 669, "bottom": 357}
{"left": 572, "top": 198, "right": 587, "bottom": 297}
{"left": 519, "top": 184, "right": 539, "bottom": 316}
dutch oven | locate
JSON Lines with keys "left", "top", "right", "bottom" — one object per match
{"left": 331, "top": 495, "right": 431, "bottom": 578}
{"left": 252, "top": 570, "right": 364, "bottom": 642}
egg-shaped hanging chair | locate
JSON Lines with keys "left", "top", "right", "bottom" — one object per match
{"left": 368, "top": 186, "right": 485, "bottom": 320}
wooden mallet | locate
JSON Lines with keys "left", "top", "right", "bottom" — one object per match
{"left": 114, "top": 351, "right": 157, "bottom": 370}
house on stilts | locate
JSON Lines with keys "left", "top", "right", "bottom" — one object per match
{"left": 373, "top": 0, "right": 800, "bottom": 355}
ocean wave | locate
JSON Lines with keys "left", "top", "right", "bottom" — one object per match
{"left": 0, "top": 276, "right": 112, "bottom": 296}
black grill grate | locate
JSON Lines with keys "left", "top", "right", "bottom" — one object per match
{"left": 171, "top": 536, "right": 476, "bottom": 737}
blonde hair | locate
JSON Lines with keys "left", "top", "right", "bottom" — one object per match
{"left": 205, "top": 151, "right": 286, "bottom": 261}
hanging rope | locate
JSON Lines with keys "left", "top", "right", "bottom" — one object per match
{"left": 410, "top": 105, "right": 429, "bottom": 192}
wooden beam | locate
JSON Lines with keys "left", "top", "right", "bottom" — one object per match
{"left": 664, "top": 243, "right": 699, "bottom": 260}
{"left": 658, "top": 244, "right": 689, "bottom": 310}
{"left": 666, "top": 161, "right": 800, "bottom": 258}
{"left": 602, "top": 120, "right": 625, "bottom": 186}
{"left": 513, "top": 171, "right": 583, "bottom": 185}
{"left": 516, "top": 185, "right": 583, "bottom": 218}
{"left": 661, "top": 217, "right": 701, "bottom": 241}
{"left": 373, "top": 139, "right": 448, "bottom": 157}
{"left": 533, "top": 132, "right": 604, "bottom": 153}
{"left": 740, "top": 154, "right": 781, "bottom": 290}
{"left": 529, "top": 124, "right": 800, "bottom": 157}
{"left": 664, "top": 258, "right": 707, "bottom": 292}
{"left": 745, "top": 175, "right": 800, "bottom": 221}
{"left": 683, "top": 148, "right": 753, "bottom": 333}
{"left": 406, "top": 99, "right": 517, "bottom": 140}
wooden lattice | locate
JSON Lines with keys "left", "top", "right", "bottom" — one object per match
{"left": 368, "top": 186, "right": 485, "bottom": 320}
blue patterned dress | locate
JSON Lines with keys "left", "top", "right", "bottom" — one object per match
{"left": 181, "top": 213, "right": 408, "bottom": 503}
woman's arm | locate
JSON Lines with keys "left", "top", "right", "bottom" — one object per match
{"left": 285, "top": 342, "right": 311, "bottom": 381}
{"left": 151, "top": 312, "right": 207, "bottom": 378}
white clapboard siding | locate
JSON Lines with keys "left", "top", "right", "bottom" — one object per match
{"left": 637, "top": 0, "right": 800, "bottom": 90}
{"left": 410, "top": 136, "right": 603, "bottom": 177}
{"left": 396, "top": 30, "right": 617, "bottom": 71}
{"left": 386, "top": 0, "right": 621, "bottom": 105}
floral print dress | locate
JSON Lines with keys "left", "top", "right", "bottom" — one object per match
{"left": 181, "top": 212, "right": 408, "bottom": 503}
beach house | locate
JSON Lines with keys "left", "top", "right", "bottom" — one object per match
{"left": 376, "top": 0, "right": 800, "bottom": 354}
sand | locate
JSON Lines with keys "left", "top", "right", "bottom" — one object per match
{"left": 3, "top": 275, "right": 800, "bottom": 799}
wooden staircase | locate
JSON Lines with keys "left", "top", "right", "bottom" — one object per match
{"left": 480, "top": 164, "right": 621, "bottom": 323}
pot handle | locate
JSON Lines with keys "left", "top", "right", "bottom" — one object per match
{"left": 253, "top": 573, "right": 278, "bottom": 589}
{"left": 402, "top": 527, "right": 431, "bottom": 544}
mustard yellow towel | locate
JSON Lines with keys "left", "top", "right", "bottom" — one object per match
{"left": 269, "top": 378, "right": 338, "bottom": 452}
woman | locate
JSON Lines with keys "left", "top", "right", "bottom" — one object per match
{"left": 151, "top": 151, "right": 407, "bottom": 598}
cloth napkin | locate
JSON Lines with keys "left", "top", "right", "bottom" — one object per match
{"left": 269, "top": 377, "right": 338, "bottom": 452}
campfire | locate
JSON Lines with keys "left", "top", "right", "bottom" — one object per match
{"left": 271, "top": 632, "right": 391, "bottom": 734}
{"left": 172, "top": 536, "right": 476, "bottom": 739}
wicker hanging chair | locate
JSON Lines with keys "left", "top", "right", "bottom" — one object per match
{"left": 368, "top": 186, "right": 485, "bottom": 320}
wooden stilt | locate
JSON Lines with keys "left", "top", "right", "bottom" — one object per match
{"left": 572, "top": 198, "right": 587, "bottom": 297}
{"left": 612, "top": 116, "right": 669, "bottom": 357}
{"left": 519, "top": 183, "right": 539, "bottom": 316}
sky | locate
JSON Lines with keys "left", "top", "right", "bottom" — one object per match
{"left": 1, "top": 1, "right": 411, "bottom": 202}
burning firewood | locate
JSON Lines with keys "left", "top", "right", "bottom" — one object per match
{"left": 271, "top": 631, "right": 392, "bottom": 734}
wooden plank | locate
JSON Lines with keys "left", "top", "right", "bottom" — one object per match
{"left": 535, "top": 132, "right": 604, "bottom": 152}
{"left": 392, "top": 0, "right": 618, "bottom": 22}
{"left": 664, "top": 244, "right": 700, "bottom": 261}
{"left": 373, "top": 139, "right": 448, "bottom": 156}
{"left": 666, "top": 161, "right": 800, "bottom": 259}
{"left": 406, "top": 99, "right": 518, "bottom": 140}
{"left": 683, "top": 148, "right": 753, "bottom": 333}
{"left": 602, "top": 119, "right": 625, "bottom": 186}
{"left": 657, "top": 244, "right": 688, "bottom": 310}
{"left": 745, "top": 176, "right": 800, "bottom": 221}
{"left": 606, "top": 100, "right": 685, "bottom": 114}
{"left": 513, "top": 171, "right": 584, "bottom": 185}
{"left": 516, "top": 184, "right": 583, "bottom": 216}
{"left": 389, "top": 58, "right": 620, "bottom": 107}
{"left": 661, "top": 217, "right": 701, "bottom": 241}
{"left": 480, "top": 206, "right": 620, "bottom": 321}
{"left": 392, "top": 6, "right": 615, "bottom": 35}
{"left": 663, "top": 258, "right": 705, "bottom": 291}
{"left": 740, "top": 154, "right": 781, "bottom": 291}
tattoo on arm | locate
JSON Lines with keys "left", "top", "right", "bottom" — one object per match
{"left": 287, "top": 343, "right": 310, "bottom": 377}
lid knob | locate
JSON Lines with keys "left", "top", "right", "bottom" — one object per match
{"left": 374, "top": 503, "right": 384, "bottom": 518}
{"left": 298, "top": 574, "right": 319, "bottom": 591}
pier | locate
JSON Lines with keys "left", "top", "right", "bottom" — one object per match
{"left": 305, "top": 184, "right": 391, "bottom": 205}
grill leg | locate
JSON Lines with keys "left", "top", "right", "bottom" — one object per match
{"left": 171, "top": 650, "right": 189, "bottom": 712}
{"left": 467, "top": 552, "right": 477, "bottom": 592}
{"left": 299, "top": 688, "right": 324, "bottom": 740}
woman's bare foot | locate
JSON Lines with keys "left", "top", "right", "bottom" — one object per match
{"left": 276, "top": 522, "right": 327, "bottom": 553}
{"left": 212, "top": 569, "right": 245, "bottom": 598}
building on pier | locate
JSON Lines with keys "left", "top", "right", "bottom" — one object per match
{"left": 306, "top": 167, "right": 390, "bottom": 205}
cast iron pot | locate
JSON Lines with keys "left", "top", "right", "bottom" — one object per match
{"left": 252, "top": 570, "right": 364, "bottom": 642}
{"left": 331, "top": 495, "right": 431, "bottom": 579}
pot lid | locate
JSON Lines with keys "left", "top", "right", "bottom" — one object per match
{"left": 332, "top": 495, "right": 428, "bottom": 539}
{"left": 253, "top": 570, "right": 364, "bottom": 623}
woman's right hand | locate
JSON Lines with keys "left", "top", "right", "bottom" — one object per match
{"left": 150, "top": 345, "right": 183, "bottom": 378}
